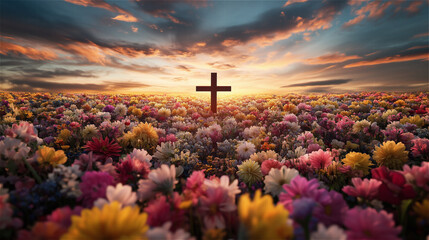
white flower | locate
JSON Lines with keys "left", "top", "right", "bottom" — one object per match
{"left": 147, "top": 222, "right": 194, "bottom": 240}
{"left": 48, "top": 165, "right": 82, "bottom": 198}
{"left": 310, "top": 223, "right": 346, "bottom": 240}
{"left": 81, "top": 124, "right": 98, "bottom": 139}
{"left": 128, "top": 148, "right": 152, "bottom": 167}
{"left": 0, "top": 137, "right": 30, "bottom": 161}
{"left": 138, "top": 164, "right": 178, "bottom": 201}
{"left": 153, "top": 142, "right": 176, "bottom": 163}
{"left": 264, "top": 166, "right": 299, "bottom": 197}
{"left": 114, "top": 103, "right": 127, "bottom": 116}
{"left": 94, "top": 183, "right": 137, "bottom": 208}
{"left": 236, "top": 141, "right": 256, "bottom": 160}
{"left": 249, "top": 150, "right": 279, "bottom": 163}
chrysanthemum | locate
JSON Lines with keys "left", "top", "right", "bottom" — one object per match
{"left": 144, "top": 193, "right": 185, "bottom": 231}
{"left": 78, "top": 171, "right": 115, "bottom": 207}
{"left": 116, "top": 157, "right": 150, "bottom": 184}
{"left": 413, "top": 199, "right": 429, "bottom": 221}
{"left": 204, "top": 175, "right": 240, "bottom": 200}
{"left": 0, "top": 137, "right": 30, "bottom": 161}
{"left": 153, "top": 142, "right": 176, "bottom": 163}
{"left": 237, "top": 160, "right": 263, "bottom": 186}
{"left": 279, "top": 176, "right": 321, "bottom": 211}
{"left": 238, "top": 190, "right": 293, "bottom": 240}
{"left": 410, "top": 138, "right": 429, "bottom": 159}
{"left": 309, "top": 149, "right": 332, "bottom": 169}
{"left": 81, "top": 124, "right": 98, "bottom": 140}
{"left": 341, "top": 152, "right": 373, "bottom": 175}
{"left": 122, "top": 122, "right": 159, "bottom": 152}
{"left": 84, "top": 137, "right": 122, "bottom": 159}
{"left": 264, "top": 166, "right": 299, "bottom": 197}
{"left": 344, "top": 207, "right": 401, "bottom": 240}
{"left": 401, "top": 162, "right": 429, "bottom": 191}
{"left": 236, "top": 141, "right": 256, "bottom": 160}
{"left": 260, "top": 159, "right": 282, "bottom": 175}
{"left": 138, "top": 164, "right": 178, "bottom": 201}
{"left": 373, "top": 141, "right": 408, "bottom": 169}
{"left": 342, "top": 178, "right": 381, "bottom": 201}
{"left": 146, "top": 222, "right": 193, "bottom": 240}
{"left": 313, "top": 189, "right": 348, "bottom": 226}
{"left": 94, "top": 183, "right": 137, "bottom": 208}
{"left": 249, "top": 150, "right": 279, "bottom": 163}
{"left": 36, "top": 146, "right": 67, "bottom": 166}
{"left": 200, "top": 184, "right": 237, "bottom": 229}
{"left": 61, "top": 201, "right": 148, "bottom": 240}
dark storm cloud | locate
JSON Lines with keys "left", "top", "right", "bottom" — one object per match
{"left": 282, "top": 79, "right": 352, "bottom": 87}
{"left": 199, "top": 0, "right": 348, "bottom": 52}
{"left": 1, "top": 78, "right": 151, "bottom": 92}
{"left": 1, "top": 1, "right": 158, "bottom": 57}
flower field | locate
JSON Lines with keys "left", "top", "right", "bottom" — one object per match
{"left": 0, "top": 92, "right": 428, "bottom": 240}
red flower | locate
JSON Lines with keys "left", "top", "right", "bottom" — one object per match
{"left": 116, "top": 157, "right": 150, "bottom": 184}
{"left": 84, "top": 137, "right": 122, "bottom": 158}
{"left": 371, "top": 166, "right": 416, "bottom": 205}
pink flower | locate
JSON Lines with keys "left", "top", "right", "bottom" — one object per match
{"left": 401, "top": 162, "right": 429, "bottom": 191}
{"left": 342, "top": 178, "right": 382, "bottom": 201}
{"left": 5, "top": 122, "right": 42, "bottom": 144}
{"left": 183, "top": 170, "right": 206, "bottom": 205}
{"left": 199, "top": 185, "right": 236, "bottom": 229}
{"left": 279, "top": 176, "right": 321, "bottom": 211}
{"left": 261, "top": 159, "right": 282, "bottom": 175}
{"left": 307, "top": 143, "right": 321, "bottom": 153}
{"left": 144, "top": 193, "right": 185, "bottom": 231}
{"left": 309, "top": 149, "right": 333, "bottom": 169}
{"left": 78, "top": 171, "right": 115, "bottom": 207}
{"left": 344, "top": 207, "right": 401, "bottom": 240}
{"left": 46, "top": 206, "right": 82, "bottom": 229}
{"left": 411, "top": 138, "right": 429, "bottom": 159}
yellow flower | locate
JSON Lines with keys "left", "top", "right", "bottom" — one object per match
{"left": 237, "top": 160, "right": 263, "bottom": 186}
{"left": 61, "top": 201, "right": 148, "bottom": 240}
{"left": 58, "top": 129, "right": 72, "bottom": 143}
{"left": 36, "top": 146, "right": 67, "bottom": 166}
{"left": 345, "top": 141, "right": 359, "bottom": 150}
{"left": 203, "top": 229, "right": 226, "bottom": 240}
{"left": 373, "top": 141, "right": 408, "bottom": 169}
{"left": 413, "top": 199, "right": 429, "bottom": 221}
{"left": 121, "top": 122, "right": 159, "bottom": 153}
{"left": 238, "top": 190, "right": 293, "bottom": 240}
{"left": 342, "top": 152, "right": 373, "bottom": 175}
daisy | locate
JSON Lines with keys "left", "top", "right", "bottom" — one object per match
{"left": 236, "top": 141, "right": 256, "bottom": 160}
{"left": 94, "top": 183, "right": 137, "bottom": 208}
{"left": 264, "top": 166, "right": 299, "bottom": 197}
{"left": 138, "top": 164, "right": 178, "bottom": 201}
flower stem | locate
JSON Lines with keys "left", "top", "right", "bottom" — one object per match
{"left": 23, "top": 158, "right": 42, "bottom": 184}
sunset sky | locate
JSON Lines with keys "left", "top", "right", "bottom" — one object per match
{"left": 1, "top": 0, "right": 428, "bottom": 94}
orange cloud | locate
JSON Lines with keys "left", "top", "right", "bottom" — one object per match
{"left": 59, "top": 42, "right": 109, "bottom": 65}
{"left": 345, "top": 1, "right": 394, "bottom": 27}
{"left": 405, "top": 1, "right": 423, "bottom": 13}
{"left": 413, "top": 32, "right": 429, "bottom": 39}
{"left": 112, "top": 14, "right": 138, "bottom": 22}
{"left": 344, "top": 52, "right": 429, "bottom": 68}
{"left": 283, "top": 0, "right": 308, "bottom": 7}
{"left": 65, "top": 0, "right": 138, "bottom": 22}
{"left": 305, "top": 52, "right": 361, "bottom": 65}
{"left": 343, "top": 14, "right": 366, "bottom": 28}
{"left": 0, "top": 41, "right": 57, "bottom": 60}
{"left": 131, "top": 26, "right": 138, "bottom": 32}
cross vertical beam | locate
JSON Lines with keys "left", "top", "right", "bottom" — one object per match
{"left": 196, "top": 72, "right": 231, "bottom": 113}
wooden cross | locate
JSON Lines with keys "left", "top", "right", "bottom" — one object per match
{"left": 196, "top": 72, "right": 231, "bottom": 113}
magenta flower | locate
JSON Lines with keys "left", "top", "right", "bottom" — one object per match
{"left": 144, "top": 193, "right": 185, "bottom": 231}
{"left": 342, "top": 178, "right": 382, "bottom": 201}
{"left": 78, "top": 171, "right": 115, "bottom": 207}
{"left": 309, "top": 149, "right": 333, "bottom": 169}
{"left": 401, "top": 162, "right": 429, "bottom": 192}
{"left": 313, "top": 190, "right": 348, "bottom": 226}
{"left": 344, "top": 207, "right": 401, "bottom": 240}
{"left": 279, "top": 176, "right": 321, "bottom": 211}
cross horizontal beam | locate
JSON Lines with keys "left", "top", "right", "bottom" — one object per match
{"left": 195, "top": 72, "right": 231, "bottom": 113}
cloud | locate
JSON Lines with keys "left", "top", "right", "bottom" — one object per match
{"left": 1, "top": 78, "right": 150, "bottom": 92}
{"left": 13, "top": 67, "right": 96, "bottom": 78}
{"left": 172, "top": 77, "right": 187, "bottom": 81}
{"left": 176, "top": 65, "right": 192, "bottom": 72}
{"left": 281, "top": 79, "right": 352, "bottom": 87}
{"left": 200, "top": 0, "right": 348, "bottom": 52}
{"left": 405, "top": 1, "right": 424, "bottom": 14}
{"left": 65, "top": 0, "right": 138, "bottom": 22}
{"left": 283, "top": 0, "right": 308, "bottom": 7}
{"left": 344, "top": 51, "right": 429, "bottom": 68}
{"left": 305, "top": 52, "right": 361, "bottom": 64}
{"left": 413, "top": 32, "right": 429, "bottom": 39}
{"left": 207, "top": 62, "right": 236, "bottom": 70}
{"left": 0, "top": 41, "right": 57, "bottom": 60}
